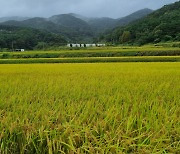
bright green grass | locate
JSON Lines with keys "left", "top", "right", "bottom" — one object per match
{"left": 0, "top": 63, "right": 179, "bottom": 153}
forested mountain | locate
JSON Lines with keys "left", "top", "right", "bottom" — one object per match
{"left": 1, "top": 17, "right": 64, "bottom": 32}
{"left": 0, "top": 8, "right": 153, "bottom": 43}
{"left": 49, "top": 14, "right": 92, "bottom": 33}
{"left": 86, "top": 17, "right": 116, "bottom": 33}
{"left": 70, "top": 9, "right": 153, "bottom": 33}
{"left": 49, "top": 14, "right": 94, "bottom": 41}
{"left": 0, "top": 25, "right": 67, "bottom": 50}
{"left": 101, "top": 1, "right": 180, "bottom": 45}
{"left": 1, "top": 16, "right": 94, "bottom": 42}
{"left": 1, "top": 18, "right": 79, "bottom": 41}
{"left": 115, "top": 8, "right": 153, "bottom": 26}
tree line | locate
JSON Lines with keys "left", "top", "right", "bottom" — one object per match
{"left": 0, "top": 25, "right": 67, "bottom": 51}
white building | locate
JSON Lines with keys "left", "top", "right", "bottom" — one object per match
{"left": 67, "top": 43, "right": 105, "bottom": 48}
{"left": 97, "top": 44, "right": 106, "bottom": 47}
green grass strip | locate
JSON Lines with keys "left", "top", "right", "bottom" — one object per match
{"left": 0, "top": 56, "right": 180, "bottom": 64}
{"left": 1, "top": 48, "right": 180, "bottom": 59}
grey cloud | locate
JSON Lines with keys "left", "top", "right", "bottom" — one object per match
{"left": 0, "top": 0, "right": 178, "bottom": 18}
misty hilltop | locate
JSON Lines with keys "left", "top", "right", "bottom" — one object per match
{"left": 0, "top": 0, "right": 177, "bottom": 18}
{"left": 0, "top": 8, "right": 153, "bottom": 42}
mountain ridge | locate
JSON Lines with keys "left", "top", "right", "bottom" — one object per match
{"left": 0, "top": 8, "right": 154, "bottom": 42}
{"left": 70, "top": 8, "right": 153, "bottom": 33}
{"left": 100, "top": 1, "right": 180, "bottom": 45}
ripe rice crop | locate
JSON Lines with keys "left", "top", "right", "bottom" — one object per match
{"left": 0, "top": 63, "right": 179, "bottom": 153}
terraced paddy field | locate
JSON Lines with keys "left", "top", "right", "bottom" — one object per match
{"left": 0, "top": 46, "right": 180, "bottom": 59}
{"left": 0, "top": 63, "right": 179, "bottom": 153}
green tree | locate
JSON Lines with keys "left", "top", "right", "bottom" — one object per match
{"left": 35, "top": 42, "right": 47, "bottom": 50}
{"left": 120, "top": 31, "right": 131, "bottom": 43}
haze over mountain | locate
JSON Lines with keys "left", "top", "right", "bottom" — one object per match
{"left": 0, "top": 16, "right": 30, "bottom": 23}
{"left": 0, "top": 8, "right": 153, "bottom": 42}
{"left": 0, "top": 0, "right": 178, "bottom": 18}
{"left": 81, "top": 8, "right": 153, "bottom": 33}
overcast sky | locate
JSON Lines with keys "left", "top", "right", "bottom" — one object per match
{"left": 0, "top": 0, "right": 178, "bottom": 18}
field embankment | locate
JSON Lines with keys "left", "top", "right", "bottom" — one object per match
{"left": 0, "top": 46, "right": 180, "bottom": 64}
{"left": 0, "top": 47, "right": 180, "bottom": 59}
{"left": 0, "top": 56, "right": 180, "bottom": 64}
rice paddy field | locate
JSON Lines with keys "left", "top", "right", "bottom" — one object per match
{"left": 1, "top": 46, "right": 180, "bottom": 60}
{"left": 0, "top": 46, "right": 180, "bottom": 64}
{"left": 0, "top": 62, "right": 179, "bottom": 153}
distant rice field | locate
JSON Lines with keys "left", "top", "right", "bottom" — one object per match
{"left": 0, "top": 56, "right": 180, "bottom": 64}
{"left": 1, "top": 46, "right": 180, "bottom": 59}
{"left": 0, "top": 63, "right": 179, "bottom": 153}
